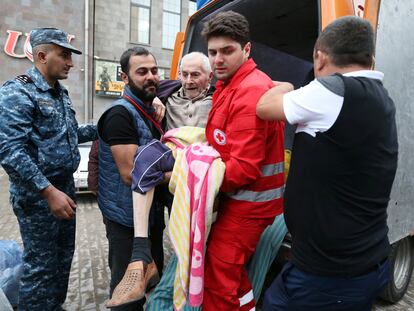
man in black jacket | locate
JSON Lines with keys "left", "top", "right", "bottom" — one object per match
{"left": 257, "top": 16, "right": 398, "bottom": 311}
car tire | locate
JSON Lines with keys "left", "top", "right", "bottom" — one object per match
{"left": 380, "top": 236, "right": 414, "bottom": 303}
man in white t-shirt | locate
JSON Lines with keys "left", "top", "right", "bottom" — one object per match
{"left": 257, "top": 16, "right": 398, "bottom": 311}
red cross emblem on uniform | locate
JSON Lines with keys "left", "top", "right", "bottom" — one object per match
{"left": 213, "top": 129, "right": 226, "bottom": 145}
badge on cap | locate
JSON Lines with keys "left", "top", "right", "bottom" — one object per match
{"left": 213, "top": 129, "right": 226, "bottom": 145}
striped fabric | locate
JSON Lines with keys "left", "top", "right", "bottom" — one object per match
{"left": 161, "top": 126, "right": 225, "bottom": 309}
{"left": 146, "top": 213, "right": 287, "bottom": 310}
{"left": 162, "top": 126, "right": 207, "bottom": 156}
{"left": 168, "top": 143, "right": 225, "bottom": 309}
{"left": 146, "top": 130, "right": 290, "bottom": 310}
{"left": 146, "top": 255, "right": 183, "bottom": 311}
{"left": 247, "top": 213, "right": 288, "bottom": 299}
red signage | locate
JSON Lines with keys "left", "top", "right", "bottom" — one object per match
{"left": 4, "top": 30, "right": 76, "bottom": 62}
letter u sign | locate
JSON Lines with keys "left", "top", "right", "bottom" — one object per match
{"left": 4, "top": 30, "right": 75, "bottom": 62}
{"left": 4, "top": 30, "right": 31, "bottom": 60}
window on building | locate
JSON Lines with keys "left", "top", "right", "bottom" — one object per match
{"left": 162, "top": 0, "right": 181, "bottom": 49}
{"left": 188, "top": 1, "right": 197, "bottom": 16}
{"left": 158, "top": 68, "right": 170, "bottom": 80}
{"left": 130, "top": 0, "right": 151, "bottom": 44}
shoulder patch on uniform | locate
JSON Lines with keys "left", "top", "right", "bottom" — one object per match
{"left": 15, "top": 75, "right": 33, "bottom": 84}
{"left": 317, "top": 75, "right": 344, "bottom": 97}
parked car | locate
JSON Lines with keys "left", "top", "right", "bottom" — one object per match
{"left": 73, "top": 143, "right": 91, "bottom": 192}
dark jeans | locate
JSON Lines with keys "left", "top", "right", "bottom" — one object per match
{"left": 104, "top": 216, "right": 164, "bottom": 311}
{"left": 263, "top": 260, "right": 390, "bottom": 311}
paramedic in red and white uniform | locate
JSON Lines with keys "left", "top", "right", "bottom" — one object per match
{"left": 201, "top": 11, "right": 286, "bottom": 310}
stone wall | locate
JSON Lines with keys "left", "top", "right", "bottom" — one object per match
{"left": 0, "top": 0, "right": 87, "bottom": 121}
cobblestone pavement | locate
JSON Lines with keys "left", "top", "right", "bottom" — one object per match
{"left": 0, "top": 168, "right": 413, "bottom": 310}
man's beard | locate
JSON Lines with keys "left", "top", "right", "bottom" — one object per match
{"left": 128, "top": 78, "right": 158, "bottom": 104}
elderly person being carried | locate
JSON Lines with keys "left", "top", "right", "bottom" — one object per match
{"left": 107, "top": 51, "right": 216, "bottom": 308}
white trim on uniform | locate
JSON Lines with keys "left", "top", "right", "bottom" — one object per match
{"left": 239, "top": 289, "right": 254, "bottom": 306}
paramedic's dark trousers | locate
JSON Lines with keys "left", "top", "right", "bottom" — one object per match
{"left": 263, "top": 260, "right": 389, "bottom": 311}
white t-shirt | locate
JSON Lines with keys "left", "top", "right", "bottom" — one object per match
{"left": 283, "top": 70, "right": 384, "bottom": 136}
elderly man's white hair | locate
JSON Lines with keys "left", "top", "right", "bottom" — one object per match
{"left": 179, "top": 52, "right": 211, "bottom": 73}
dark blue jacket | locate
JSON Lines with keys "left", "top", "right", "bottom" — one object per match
{"left": 97, "top": 95, "right": 155, "bottom": 227}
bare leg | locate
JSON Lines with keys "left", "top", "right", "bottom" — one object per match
{"left": 106, "top": 189, "right": 160, "bottom": 308}
{"left": 133, "top": 188, "right": 154, "bottom": 237}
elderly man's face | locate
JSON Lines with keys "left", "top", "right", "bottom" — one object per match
{"left": 179, "top": 57, "right": 212, "bottom": 99}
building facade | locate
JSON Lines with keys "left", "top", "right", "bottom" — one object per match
{"left": 0, "top": 0, "right": 197, "bottom": 123}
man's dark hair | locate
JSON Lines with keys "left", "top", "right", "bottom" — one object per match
{"left": 201, "top": 11, "right": 250, "bottom": 47}
{"left": 120, "top": 47, "right": 155, "bottom": 74}
{"left": 315, "top": 16, "right": 375, "bottom": 68}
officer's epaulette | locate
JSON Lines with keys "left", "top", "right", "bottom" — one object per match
{"left": 15, "top": 75, "right": 33, "bottom": 84}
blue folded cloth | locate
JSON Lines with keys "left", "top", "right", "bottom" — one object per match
{"left": 0, "top": 240, "right": 22, "bottom": 307}
{"left": 131, "top": 139, "right": 175, "bottom": 194}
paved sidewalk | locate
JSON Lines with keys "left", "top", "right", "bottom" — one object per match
{"left": 0, "top": 187, "right": 110, "bottom": 310}
{"left": 64, "top": 195, "right": 110, "bottom": 311}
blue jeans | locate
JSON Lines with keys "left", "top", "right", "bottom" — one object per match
{"left": 263, "top": 260, "right": 390, "bottom": 311}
